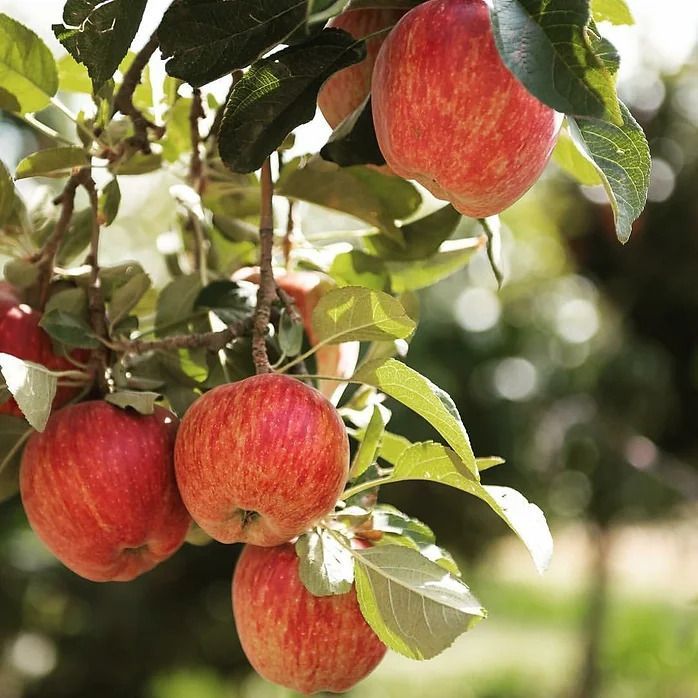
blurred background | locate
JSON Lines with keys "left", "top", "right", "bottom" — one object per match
{"left": 1, "top": 1, "right": 697, "bottom": 697}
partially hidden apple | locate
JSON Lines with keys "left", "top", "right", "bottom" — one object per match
{"left": 0, "top": 283, "right": 89, "bottom": 417}
{"left": 232, "top": 542, "right": 387, "bottom": 694}
{"left": 371, "top": 0, "right": 562, "bottom": 218}
{"left": 174, "top": 374, "right": 349, "bottom": 546}
{"left": 318, "top": 8, "right": 406, "bottom": 129}
{"left": 234, "top": 268, "right": 359, "bottom": 403}
{"left": 20, "top": 401, "right": 190, "bottom": 582}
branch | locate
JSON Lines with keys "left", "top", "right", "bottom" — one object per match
{"left": 252, "top": 158, "right": 276, "bottom": 374}
{"left": 276, "top": 286, "right": 302, "bottom": 325}
{"left": 112, "top": 34, "right": 163, "bottom": 153}
{"left": 188, "top": 88, "right": 205, "bottom": 192}
{"left": 278, "top": 150, "right": 295, "bottom": 268}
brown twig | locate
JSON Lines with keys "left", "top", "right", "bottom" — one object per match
{"left": 188, "top": 88, "right": 206, "bottom": 193}
{"left": 277, "top": 151, "right": 295, "bottom": 268}
{"left": 276, "top": 286, "right": 302, "bottom": 325}
{"left": 112, "top": 34, "right": 163, "bottom": 154}
{"left": 252, "top": 158, "right": 276, "bottom": 374}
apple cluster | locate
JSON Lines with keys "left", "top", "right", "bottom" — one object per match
{"left": 318, "top": 0, "right": 561, "bottom": 218}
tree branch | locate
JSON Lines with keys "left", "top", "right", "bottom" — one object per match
{"left": 112, "top": 34, "right": 163, "bottom": 154}
{"left": 188, "top": 88, "right": 205, "bottom": 192}
{"left": 252, "top": 158, "right": 276, "bottom": 374}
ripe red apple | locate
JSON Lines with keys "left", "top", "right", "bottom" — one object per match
{"left": 174, "top": 374, "right": 349, "bottom": 546}
{"left": 371, "top": 0, "right": 562, "bottom": 218}
{"left": 318, "top": 8, "right": 406, "bottom": 129}
{"left": 234, "top": 268, "right": 359, "bottom": 403}
{"left": 20, "top": 401, "right": 190, "bottom": 582}
{"left": 232, "top": 542, "right": 387, "bottom": 694}
{"left": 0, "top": 284, "right": 89, "bottom": 417}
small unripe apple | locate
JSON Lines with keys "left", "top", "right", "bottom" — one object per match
{"left": 234, "top": 268, "right": 359, "bottom": 403}
{"left": 174, "top": 374, "right": 349, "bottom": 546}
{"left": 232, "top": 543, "right": 387, "bottom": 694}
{"left": 318, "top": 8, "right": 406, "bottom": 129}
{"left": 20, "top": 401, "right": 190, "bottom": 582}
{"left": 0, "top": 284, "right": 89, "bottom": 417}
{"left": 372, "top": 0, "right": 562, "bottom": 218}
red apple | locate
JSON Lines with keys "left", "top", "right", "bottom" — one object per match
{"left": 318, "top": 8, "right": 406, "bottom": 129}
{"left": 371, "top": 0, "right": 562, "bottom": 218}
{"left": 20, "top": 401, "right": 190, "bottom": 582}
{"left": 174, "top": 374, "right": 349, "bottom": 546}
{"left": 0, "top": 285, "right": 89, "bottom": 417}
{"left": 232, "top": 542, "right": 387, "bottom": 694}
{"left": 234, "top": 268, "right": 359, "bottom": 403}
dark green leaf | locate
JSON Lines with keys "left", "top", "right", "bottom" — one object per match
{"left": 53, "top": 0, "right": 147, "bottom": 92}
{"left": 45, "top": 287, "right": 90, "bottom": 318}
{"left": 15, "top": 147, "right": 87, "bottom": 179}
{"left": 279, "top": 310, "right": 304, "bottom": 356}
{"left": 109, "top": 270, "right": 152, "bottom": 328}
{"left": 490, "top": 0, "right": 621, "bottom": 123}
{"left": 0, "top": 14, "right": 58, "bottom": 113}
{"left": 568, "top": 102, "right": 650, "bottom": 243}
{"left": 296, "top": 529, "right": 354, "bottom": 596}
{"left": 195, "top": 280, "right": 256, "bottom": 325}
{"left": 99, "top": 178, "right": 121, "bottom": 226}
{"left": 156, "top": 275, "right": 204, "bottom": 336}
{"left": 219, "top": 29, "right": 366, "bottom": 173}
{"left": 159, "top": 0, "right": 308, "bottom": 87}
{"left": 105, "top": 390, "right": 159, "bottom": 415}
{"left": 39, "top": 309, "right": 99, "bottom": 349}
{"left": 0, "top": 87, "right": 21, "bottom": 112}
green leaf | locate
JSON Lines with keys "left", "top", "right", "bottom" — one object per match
{"left": 277, "top": 158, "right": 421, "bottom": 240}
{"left": 350, "top": 405, "right": 385, "bottom": 479}
{"left": 108, "top": 270, "right": 152, "bottom": 329}
{"left": 568, "top": 102, "right": 650, "bottom": 243}
{"left": 279, "top": 310, "right": 304, "bottom": 357}
{"left": 364, "top": 205, "right": 462, "bottom": 261}
{"left": 99, "top": 178, "right": 121, "bottom": 226}
{"left": 0, "top": 415, "right": 31, "bottom": 503}
{"left": 0, "top": 87, "right": 21, "bottom": 112}
{"left": 53, "top": 0, "right": 148, "bottom": 92}
{"left": 109, "top": 152, "right": 162, "bottom": 175}
{"left": 159, "top": 0, "right": 309, "bottom": 87}
{"left": 105, "top": 390, "right": 159, "bottom": 415}
{"left": 0, "top": 353, "right": 58, "bottom": 431}
{"left": 57, "top": 208, "right": 92, "bottom": 265}
{"left": 552, "top": 125, "right": 603, "bottom": 185}
{"left": 490, "top": 0, "right": 621, "bottom": 124}
{"left": 591, "top": 0, "right": 634, "bottom": 25}
{"left": 354, "top": 544, "right": 485, "bottom": 660}
{"left": 0, "top": 160, "right": 15, "bottom": 225}
{"left": 39, "top": 309, "right": 99, "bottom": 349}
{"left": 321, "top": 96, "right": 386, "bottom": 167}
{"left": 45, "top": 287, "right": 89, "bottom": 317}
{"left": 329, "top": 250, "right": 390, "bottom": 291}
{"left": 377, "top": 430, "right": 412, "bottom": 465}
{"left": 57, "top": 53, "right": 92, "bottom": 93}
{"left": 160, "top": 97, "right": 193, "bottom": 163}
{"left": 312, "top": 287, "right": 416, "bottom": 344}
{"left": 390, "top": 441, "right": 553, "bottom": 573}
{"left": 353, "top": 359, "right": 477, "bottom": 475}
{"left": 15, "top": 147, "right": 88, "bottom": 179}
{"left": 155, "top": 275, "right": 203, "bottom": 337}
{"left": 296, "top": 529, "right": 354, "bottom": 596}
{"left": 0, "top": 14, "right": 58, "bottom": 113}
{"left": 3, "top": 259, "right": 39, "bottom": 289}
{"left": 219, "top": 29, "right": 366, "bottom": 173}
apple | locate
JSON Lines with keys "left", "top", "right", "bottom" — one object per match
{"left": 232, "top": 542, "right": 387, "bottom": 694}
{"left": 318, "top": 8, "right": 406, "bottom": 129}
{"left": 20, "top": 401, "right": 190, "bottom": 582}
{"left": 174, "top": 373, "right": 349, "bottom": 546}
{"left": 371, "top": 0, "right": 562, "bottom": 218}
{"left": 234, "top": 268, "right": 359, "bottom": 403}
{"left": 0, "top": 284, "right": 89, "bottom": 417}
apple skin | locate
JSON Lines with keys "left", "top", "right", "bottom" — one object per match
{"left": 0, "top": 284, "right": 89, "bottom": 418}
{"left": 232, "top": 542, "right": 387, "bottom": 694}
{"left": 174, "top": 374, "right": 349, "bottom": 546}
{"left": 318, "top": 9, "right": 406, "bottom": 129}
{"left": 20, "top": 401, "right": 190, "bottom": 582}
{"left": 234, "top": 268, "right": 359, "bottom": 403}
{"left": 371, "top": 0, "right": 562, "bottom": 218}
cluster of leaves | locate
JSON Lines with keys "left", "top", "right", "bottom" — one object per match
{"left": 0, "top": 0, "right": 647, "bottom": 665}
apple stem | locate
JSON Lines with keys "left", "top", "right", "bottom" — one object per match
{"left": 252, "top": 158, "right": 276, "bottom": 374}
{"left": 478, "top": 218, "right": 504, "bottom": 289}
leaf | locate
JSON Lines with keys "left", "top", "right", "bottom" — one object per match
{"left": 0, "top": 87, "right": 21, "bottom": 112}
{"left": 591, "top": 0, "right": 634, "bottom": 25}
{"left": 568, "top": 103, "right": 650, "bottom": 243}
{"left": 329, "top": 251, "right": 390, "bottom": 292}
{"left": 159, "top": 0, "right": 308, "bottom": 87}
{"left": 0, "top": 14, "right": 58, "bottom": 113}
{"left": 277, "top": 158, "right": 421, "bottom": 240}
{"left": 0, "top": 160, "right": 15, "bottom": 225}
{"left": 390, "top": 441, "right": 553, "bottom": 573}
{"left": 45, "top": 287, "right": 89, "bottom": 317}
{"left": 57, "top": 53, "right": 92, "bottom": 93}
{"left": 53, "top": 0, "right": 148, "bottom": 92}
{"left": 3, "top": 259, "right": 39, "bottom": 289}
{"left": 15, "top": 147, "right": 88, "bottom": 179}
{"left": 99, "top": 178, "right": 121, "bottom": 226}
{"left": 354, "top": 544, "right": 485, "bottom": 660}
{"left": 195, "top": 280, "right": 256, "bottom": 325}
{"left": 321, "top": 96, "right": 386, "bottom": 167}
{"left": 312, "top": 287, "right": 416, "bottom": 344}
{"left": 353, "top": 359, "right": 477, "bottom": 475}
{"left": 108, "top": 270, "right": 152, "bottom": 328}
{"left": 39, "top": 309, "right": 99, "bottom": 349}
{"left": 296, "top": 529, "right": 354, "bottom": 596}
{"left": 156, "top": 275, "right": 203, "bottom": 336}
{"left": 552, "top": 125, "right": 603, "bottom": 185}
{"left": 219, "top": 29, "right": 366, "bottom": 173}
{"left": 490, "top": 0, "right": 621, "bottom": 124}
{"left": 105, "top": 390, "right": 159, "bottom": 415}
{"left": 109, "top": 152, "right": 162, "bottom": 175}
{"left": 279, "top": 310, "right": 304, "bottom": 357}
{"left": 0, "top": 354, "right": 58, "bottom": 431}
{"left": 350, "top": 405, "right": 385, "bottom": 479}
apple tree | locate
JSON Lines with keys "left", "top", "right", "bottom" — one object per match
{"left": 0, "top": 0, "right": 650, "bottom": 693}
